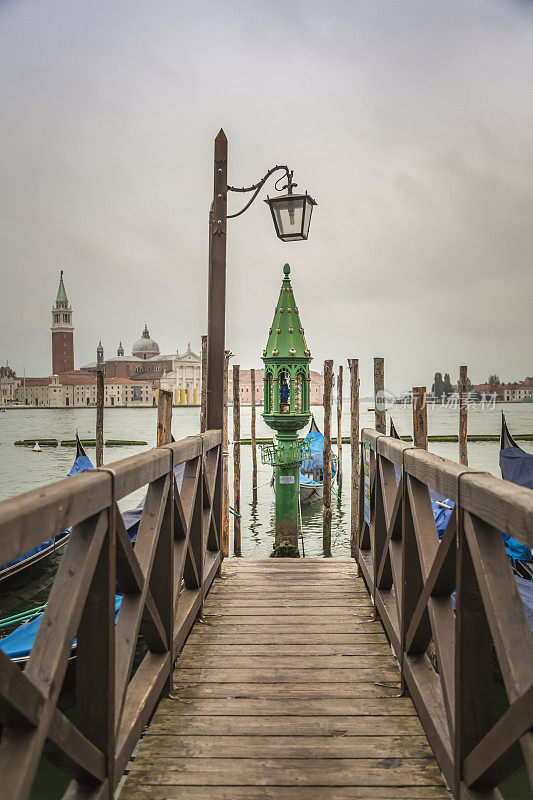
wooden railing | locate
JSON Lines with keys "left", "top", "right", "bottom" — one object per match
{"left": 0, "top": 429, "right": 221, "bottom": 800}
{"left": 359, "top": 428, "right": 533, "bottom": 799}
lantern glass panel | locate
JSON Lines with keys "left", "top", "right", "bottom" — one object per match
{"left": 302, "top": 196, "right": 314, "bottom": 239}
{"left": 270, "top": 195, "right": 305, "bottom": 241}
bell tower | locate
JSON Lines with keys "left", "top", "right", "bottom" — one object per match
{"left": 51, "top": 271, "right": 74, "bottom": 374}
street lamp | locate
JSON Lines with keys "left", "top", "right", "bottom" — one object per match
{"left": 205, "top": 130, "right": 317, "bottom": 555}
{"left": 227, "top": 165, "right": 317, "bottom": 242}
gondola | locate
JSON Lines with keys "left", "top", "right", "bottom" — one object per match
{"left": 299, "top": 415, "right": 337, "bottom": 504}
{"left": 500, "top": 413, "right": 533, "bottom": 579}
{"left": 0, "top": 433, "right": 94, "bottom": 582}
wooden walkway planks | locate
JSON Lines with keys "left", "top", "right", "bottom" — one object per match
{"left": 119, "top": 558, "right": 450, "bottom": 800}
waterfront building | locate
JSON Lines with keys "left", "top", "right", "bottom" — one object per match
{"left": 12, "top": 373, "right": 156, "bottom": 408}
{"left": 51, "top": 271, "right": 74, "bottom": 374}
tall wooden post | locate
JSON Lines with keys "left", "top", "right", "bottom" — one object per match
{"left": 459, "top": 365, "right": 468, "bottom": 466}
{"left": 348, "top": 359, "right": 360, "bottom": 559}
{"left": 207, "top": 130, "right": 227, "bottom": 558}
{"left": 336, "top": 365, "right": 343, "bottom": 496}
{"left": 200, "top": 334, "right": 208, "bottom": 433}
{"left": 323, "top": 360, "right": 333, "bottom": 557}
{"left": 251, "top": 368, "right": 258, "bottom": 504}
{"left": 412, "top": 386, "right": 428, "bottom": 449}
{"left": 221, "top": 350, "right": 230, "bottom": 558}
{"left": 96, "top": 369, "right": 104, "bottom": 467}
{"left": 374, "top": 357, "right": 386, "bottom": 433}
{"left": 233, "top": 365, "right": 241, "bottom": 556}
{"left": 157, "top": 389, "right": 173, "bottom": 446}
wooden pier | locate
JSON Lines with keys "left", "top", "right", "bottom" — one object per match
{"left": 0, "top": 426, "right": 532, "bottom": 799}
{"left": 120, "top": 558, "right": 448, "bottom": 799}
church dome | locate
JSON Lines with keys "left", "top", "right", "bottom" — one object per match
{"left": 132, "top": 324, "right": 159, "bottom": 358}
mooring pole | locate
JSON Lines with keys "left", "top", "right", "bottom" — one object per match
{"left": 221, "top": 349, "right": 230, "bottom": 558}
{"left": 207, "top": 129, "right": 227, "bottom": 557}
{"left": 323, "top": 360, "right": 333, "bottom": 557}
{"left": 157, "top": 389, "right": 173, "bottom": 446}
{"left": 459, "top": 365, "right": 468, "bottom": 466}
{"left": 233, "top": 364, "right": 241, "bottom": 556}
{"left": 251, "top": 368, "right": 258, "bottom": 504}
{"left": 200, "top": 334, "right": 208, "bottom": 433}
{"left": 337, "top": 364, "right": 343, "bottom": 496}
{"left": 348, "top": 358, "right": 360, "bottom": 560}
{"left": 374, "top": 357, "right": 386, "bottom": 434}
{"left": 96, "top": 369, "right": 104, "bottom": 467}
{"left": 412, "top": 386, "right": 428, "bottom": 449}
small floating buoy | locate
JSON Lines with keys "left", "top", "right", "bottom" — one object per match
{"left": 33, "top": 441, "right": 42, "bottom": 452}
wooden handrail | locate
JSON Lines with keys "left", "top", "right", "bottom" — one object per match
{"left": 0, "top": 429, "right": 222, "bottom": 800}
{"left": 358, "top": 428, "right": 533, "bottom": 798}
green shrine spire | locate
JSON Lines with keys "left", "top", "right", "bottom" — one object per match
{"left": 263, "top": 264, "right": 310, "bottom": 361}
{"left": 261, "top": 264, "right": 312, "bottom": 556}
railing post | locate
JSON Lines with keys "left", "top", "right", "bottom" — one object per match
{"left": 251, "top": 368, "right": 258, "bottom": 504}
{"left": 348, "top": 358, "right": 360, "bottom": 559}
{"left": 336, "top": 364, "right": 343, "bottom": 496}
{"left": 233, "top": 364, "right": 241, "bottom": 556}
{"left": 412, "top": 387, "right": 427, "bottom": 449}
{"left": 96, "top": 368, "right": 104, "bottom": 467}
{"left": 322, "top": 360, "right": 333, "bottom": 557}
{"left": 374, "top": 357, "right": 386, "bottom": 434}
{"left": 200, "top": 334, "right": 208, "bottom": 434}
{"left": 152, "top": 390, "right": 174, "bottom": 689}
{"left": 459, "top": 365, "right": 468, "bottom": 466}
{"left": 221, "top": 350, "right": 230, "bottom": 558}
{"left": 454, "top": 510, "right": 493, "bottom": 796}
{"left": 76, "top": 508, "right": 116, "bottom": 798}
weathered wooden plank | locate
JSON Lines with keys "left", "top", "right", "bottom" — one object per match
{"left": 120, "top": 787, "right": 450, "bottom": 800}
{"left": 172, "top": 683, "right": 404, "bottom": 700}
{"left": 147, "top": 714, "right": 425, "bottom": 736}
{"left": 140, "top": 734, "right": 433, "bottom": 759}
{"left": 205, "top": 599, "right": 373, "bottom": 609}
{"left": 201, "top": 615, "right": 376, "bottom": 625}
{"left": 155, "top": 697, "right": 419, "bottom": 716}
{"left": 177, "top": 654, "right": 393, "bottom": 668}
{"left": 173, "top": 667, "right": 401, "bottom": 684}
{"left": 181, "top": 643, "right": 392, "bottom": 656}
{"left": 186, "top": 631, "right": 387, "bottom": 644}
{"left": 187, "top": 623, "right": 385, "bottom": 636}
{"left": 203, "top": 606, "right": 373, "bottom": 616}
{"left": 123, "top": 757, "right": 445, "bottom": 785}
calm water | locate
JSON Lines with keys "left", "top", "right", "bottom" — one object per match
{"left": 2, "top": 402, "right": 533, "bottom": 558}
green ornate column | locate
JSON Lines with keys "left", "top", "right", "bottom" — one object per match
{"left": 262, "top": 264, "right": 312, "bottom": 556}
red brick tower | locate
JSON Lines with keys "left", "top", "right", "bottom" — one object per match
{"left": 51, "top": 271, "right": 74, "bottom": 374}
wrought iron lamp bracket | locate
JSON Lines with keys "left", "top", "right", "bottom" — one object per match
{"left": 227, "top": 165, "right": 296, "bottom": 219}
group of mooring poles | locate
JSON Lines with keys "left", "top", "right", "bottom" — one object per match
{"left": 200, "top": 339, "right": 470, "bottom": 559}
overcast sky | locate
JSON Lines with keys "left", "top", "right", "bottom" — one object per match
{"left": 1, "top": 0, "right": 532, "bottom": 394}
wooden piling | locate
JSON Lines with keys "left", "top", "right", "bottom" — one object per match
{"left": 233, "top": 364, "right": 241, "bottom": 556}
{"left": 348, "top": 358, "right": 360, "bottom": 560}
{"left": 336, "top": 365, "right": 343, "bottom": 496}
{"left": 323, "top": 360, "right": 333, "bottom": 557}
{"left": 157, "top": 389, "right": 173, "bottom": 446}
{"left": 374, "top": 357, "right": 386, "bottom": 434}
{"left": 251, "top": 368, "right": 258, "bottom": 504}
{"left": 412, "top": 386, "right": 428, "bottom": 449}
{"left": 459, "top": 365, "right": 468, "bottom": 466}
{"left": 200, "top": 334, "right": 207, "bottom": 433}
{"left": 221, "top": 350, "right": 230, "bottom": 558}
{"left": 96, "top": 369, "right": 104, "bottom": 467}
